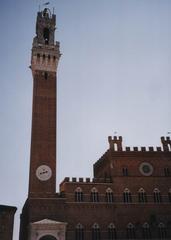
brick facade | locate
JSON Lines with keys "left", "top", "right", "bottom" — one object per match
{"left": 19, "top": 8, "right": 171, "bottom": 240}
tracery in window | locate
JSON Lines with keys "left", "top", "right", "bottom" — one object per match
{"left": 158, "top": 223, "right": 167, "bottom": 239}
{"left": 123, "top": 188, "right": 132, "bottom": 203}
{"left": 126, "top": 223, "right": 136, "bottom": 239}
{"left": 153, "top": 188, "right": 162, "bottom": 203}
{"left": 138, "top": 188, "right": 147, "bottom": 203}
{"left": 75, "top": 187, "right": 83, "bottom": 202}
{"left": 106, "top": 188, "right": 114, "bottom": 203}
{"left": 108, "top": 223, "right": 117, "bottom": 239}
{"left": 75, "top": 223, "right": 84, "bottom": 240}
{"left": 91, "top": 187, "right": 99, "bottom": 202}
{"left": 92, "top": 223, "right": 100, "bottom": 240}
{"left": 142, "top": 222, "right": 151, "bottom": 239}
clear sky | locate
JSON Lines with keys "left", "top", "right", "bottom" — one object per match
{"left": 0, "top": 0, "right": 171, "bottom": 239}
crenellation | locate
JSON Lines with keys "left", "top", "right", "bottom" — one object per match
{"left": 133, "top": 147, "right": 138, "bottom": 151}
{"left": 61, "top": 177, "right": 112, "bottom": 184}
{"left": 72, "top": 177, "right": 76, "bottom": 182}
{"left": 108, "top": 136, "right": 171, "bottom": 152}
{"left": 156, "top": 147, "right": 162, "bottom": 151}
{"left": 141, "top": 147, "right": 146, "bottom": 152}
{"left": 149, "top": 147, "right": 154, "bottom": 151}
{"left": 79, "top": 178, "right": 83, "bottom": 182}
{"left": 64, "top": 177, "right": 70, "bottom": 182}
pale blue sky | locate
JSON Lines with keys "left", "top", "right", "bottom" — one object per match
{"left": 0, "top": 0, "right": 171, "bottom": 239}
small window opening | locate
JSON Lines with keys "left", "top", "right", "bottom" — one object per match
{"left": 43, "top": 54, "right": 46, "bottom": 61}
{"left": 123, "top": 167, "right": 128, "bottom": 176}
{"left": 43, "top": 28, "right": 50, "bottom": 45}
{"left": 164, "top": 167, "right": 170, "bottom": 177}
{"left": 44, "top": 72, "right": 48, "bottom": 80}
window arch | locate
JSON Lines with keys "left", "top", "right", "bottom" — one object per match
{"left": 106, "top": 188, "right": 114, "bottom": 203}
{"left": 92, "top": 223, "right": 100, "bottom": 240}
{"left": 153, "top": 188, "right": 162, "bottom": 203}
{"left": 43, "top": 27, "right": 50, "bottom": 44}
{"left": 138, "top": 188, "right": 147, "bottom": 203}
{"left": 142, "top": 222, "right": 151, "bottom": 239}
{"left": 126, "top": 223, "right": 136, "bottom": 239}
{"left": 75, "top": 223, "right": 84, "bottom": 240}
{"left": 39, "top": 235, "right": 57, "bottom": 240}
{"left": 91, "top": 187, "right": 99, "bottom": 202}
{"left": 75, "top": 187, "right": 83, "bottom": 202}
{"left": 123, "top": 188, "right": 132, "bottom": 203}
{"left": 108, "top": 223, "right": 117, "bottom": 239}
{"left": 158, "top": 223, "right": 167, "bottom": 239}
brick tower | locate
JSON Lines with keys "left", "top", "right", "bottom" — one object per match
{"left": 29, "top": 7, "right": 60, "bottom": 196}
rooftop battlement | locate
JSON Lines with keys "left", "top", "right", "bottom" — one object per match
{"left": 60, "top": 177, "right": 112, "bottom": 185}
{"left": 108, "top": 136, "right": 171, "bottom": 152}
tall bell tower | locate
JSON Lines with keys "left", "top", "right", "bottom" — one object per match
{"left": 29, "top": 8, "right": 60, "bottom": 196}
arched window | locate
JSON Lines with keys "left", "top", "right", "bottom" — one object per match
{"left": 123, "top": 188, "right": 132, "bottom": 203}
{"left": 43, "top": 28, "right": 50, "bottom": 44}
{"left": 39, "top": 235, "right": 57, "bottom": 240}
{"left": 92, "top": 223, "right": 100, "bottom": 240}
{"left": 75, "top": 187, "right": 83, "bottom": 202}
{"left": 158, "top": 223, "right": 167, "bottom": 239}
{"left": 75, "top": 223, "right": 84, "bottom": 240}
{"left": 142, "top": 222, "right": 151, "bottom": 239}
{"left": 91, "top": 187, "right": 99, "bottom": 202}
{"left": 138, "top": 188, "right": 147, "bottom": 203}
{"left": 108, "top": 223, "right": 117, "bottom": 240}
{"left": 106, "top": 188, "right": 114, "bottom": 203}
{"left": 153, "top": 188, "right": 162, "bottom": 203}
{"left": 126, "top": 223, "right": 136, "bottom": 239}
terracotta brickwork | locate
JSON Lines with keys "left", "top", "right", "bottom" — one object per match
{"left": 19, "top": 8, "right": 171, "bottom": 240}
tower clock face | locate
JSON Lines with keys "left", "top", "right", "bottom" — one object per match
{"left": 36, "top": 165, "right": 52, "bottom": 181}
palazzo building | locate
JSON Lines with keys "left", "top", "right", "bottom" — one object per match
{"left": 19, "top": 8, "right": 171, "bottom": 240}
